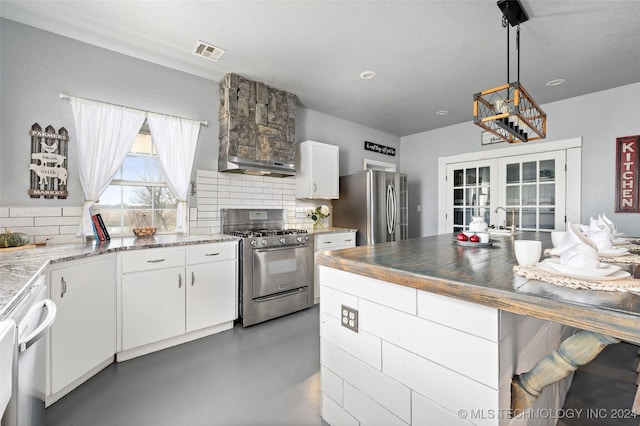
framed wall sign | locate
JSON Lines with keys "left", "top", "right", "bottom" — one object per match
{"left": 364, "top": 140, "right": 396, "bottom": 156}
{"left": 615, "top": 135, "right": 639, "bottom": 213}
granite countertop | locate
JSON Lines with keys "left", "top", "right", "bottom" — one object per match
{"left": 307, "top": 226, "right": 357, "bottom": 235}
{"left": 0, "top": 234, "right": 238, "bottom": 319}
{"left": 316, "top": 232, "right": 640, "bottom": 345}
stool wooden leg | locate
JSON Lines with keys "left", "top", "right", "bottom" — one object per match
{"left": 512, "top": 331, "right": 620, "bottom": 413}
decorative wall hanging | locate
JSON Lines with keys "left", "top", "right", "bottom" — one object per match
{"left": 28, "top": 123, "right": 69, "bottom": 199}
{"left": 615, "top": 135, "right": 639, "bottom": 213}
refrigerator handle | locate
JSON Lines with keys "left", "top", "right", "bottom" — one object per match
{"left": 390, "top": 184, "right": 397, "bottom": 234}
{"left": 386, "top": 184, "right": 394, "bottom": 235}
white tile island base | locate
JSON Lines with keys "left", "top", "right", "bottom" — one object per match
{"left": 319, "top": 266, "right": 575, "bottom": 426}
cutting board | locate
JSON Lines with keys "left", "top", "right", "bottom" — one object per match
{"left": 0, "top": 244, "right": 36, "bottom": 252}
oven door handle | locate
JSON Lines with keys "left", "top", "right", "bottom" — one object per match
{"left": 254, "top": 244, "right": 308, "bottom": 253}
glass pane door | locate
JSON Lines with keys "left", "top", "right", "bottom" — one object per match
{"left": 498, "top": 151, "right": 566, "bottom": 231}
{"left": 446, "top": 160, "right": 497, "bottom": 232}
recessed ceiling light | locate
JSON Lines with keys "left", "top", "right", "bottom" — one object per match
{"left": 435, "top": 110, "right": 448, "bottom": 116}
{"left": 545, "top": 78, "right": 566, "bottom": 87}
{"left": 359, "top": 71, "right": 377, "bottom": 80}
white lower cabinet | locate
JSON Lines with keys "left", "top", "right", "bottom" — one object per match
{"left": 118, "top": 241, "right": 238, "bottom": 359}
{"left": 121, "top": 265, "right": 186, "bottom": 350}
{"left": 46, "top": 254, "right": 116, "bottom": 406}
{"left": 313, "top": 232, "right": 355, "bottom": 303}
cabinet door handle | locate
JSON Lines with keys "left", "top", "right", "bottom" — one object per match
{"left": 344, "top": 239, "right": 352, "bottom": 242}
{"left": 191, "top": 271, "right": 195, "bottom": 286}
{"left": 323, "top": 241, "right": 333, "bottom": 244}
{"left": 178, "top": 273, "right": 182, "bottom": 289}
{"left": 205, "top": 253, "right": 220, "bottom": 257}
{"left": 147, "top": 259, "right": 165, "bottom": 263}
{"left": 60, "top": 277, "right": 67, "bottom": 298}
{"left": 313, "top": 183, "right": 317, "bottom": 192}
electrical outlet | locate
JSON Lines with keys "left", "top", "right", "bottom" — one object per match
{"left": 341, "top": 305, "right": 358, "bottom": 333}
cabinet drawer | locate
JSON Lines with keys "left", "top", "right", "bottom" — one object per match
{"left": 121, "top": 247, "right": 185, "bottom": 273}
{"left": 338, "top": 233, "right": 356, "bottom": 247}
{"left": 315, "top": 232, "right": 356, "bottom": 249}
{"left": 186, "top": 241, "right": 237, "bottom": 265}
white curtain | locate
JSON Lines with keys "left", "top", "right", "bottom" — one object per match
{"left": 147, "top": 113, "right": 200, "bottom": 233}
{"left": 70, "top": 98, "right": 146, "bottom": 237}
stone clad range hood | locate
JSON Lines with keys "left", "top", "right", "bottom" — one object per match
{"left": 218, "top": 73, "right": 297, "bottom": 177}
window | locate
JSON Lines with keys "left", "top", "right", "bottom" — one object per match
{"left": 94, "top": 127, "right": 177, "bottom": 235}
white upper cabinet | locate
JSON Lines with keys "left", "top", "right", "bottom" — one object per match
{"left": 295, "top": 140, "right": 339, "bottom": 199}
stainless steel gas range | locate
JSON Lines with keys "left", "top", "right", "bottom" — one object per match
{"left": 222, "top": 208, "right": 314, "bottom": 327}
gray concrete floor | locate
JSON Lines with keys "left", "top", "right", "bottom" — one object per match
{"left": 46, "top": 306, "right": 323, "bottom": 426}
{"left": 46, "top": 305, "right": 639, "bottom": 426}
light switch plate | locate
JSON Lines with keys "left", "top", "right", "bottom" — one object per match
{"left": 341, "top": 305, "right": 358, "bottom": 333}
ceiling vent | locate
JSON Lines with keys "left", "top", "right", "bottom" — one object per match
{"left": 193, "top": 40, "right": 226, "bottom": 61}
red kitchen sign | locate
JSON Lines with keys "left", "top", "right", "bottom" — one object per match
{"left": 615, "top": 135, "right": 640, "bottom": 213}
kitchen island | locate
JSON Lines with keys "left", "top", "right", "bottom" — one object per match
{"left": 316, "top": 232, "right": 640, "bottom": 425}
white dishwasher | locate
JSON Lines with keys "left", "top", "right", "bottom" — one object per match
{"left": 1, "top": 278, "right": 57, "bottom": 426}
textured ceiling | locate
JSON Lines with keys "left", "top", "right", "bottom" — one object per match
{"left": 2, "top": 1, "right": 639, "bottom": 137}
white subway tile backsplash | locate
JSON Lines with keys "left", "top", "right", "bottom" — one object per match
{"left": 0, "top": 169, "right": 317, "bottom": 242}
{"left": 35, "top": 216, "right": 79, "bottom": 226}
{"left": 343, "top": 382, "right": 409, "bottom": 426}
{"left": 321, "top": 340, "right": 411, "bottom": 422}
{"left": 0, "top": 217, "right": 34, "bottom": 228}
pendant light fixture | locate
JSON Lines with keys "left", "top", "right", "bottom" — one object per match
{"left": 473, "top": 0, "right": 546, "bottom": 143}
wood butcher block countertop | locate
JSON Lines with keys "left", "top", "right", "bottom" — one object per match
{"left": 315, "top": 232, "right": 640, "bottom": 345}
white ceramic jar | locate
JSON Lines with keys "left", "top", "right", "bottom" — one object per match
{"left": 469, "top": 216, "right": 489, "bottom": 233}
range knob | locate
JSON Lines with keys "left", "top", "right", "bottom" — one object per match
{"left": 296, "top": 236, "right": 302, "bottom": 243}
{"left": 250, "top": 240, "right": 257, "bottom": 247}
{"left": 305, "top": 236, "right": 310, "bottom": 242}
{"left": 279, "top": 237, "right": 286, "bottom": 244}
{"left": 261, "top": 239, "right": 267, "bottom": 245}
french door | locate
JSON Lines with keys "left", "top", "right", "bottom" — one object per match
{"left": 446, "top": 160, "right": 497, "bottom": 232}
{"left": 445, "top": 151, "right": 566, "bottom": 232}
{"left": 497, "top": 151, "right": 566, "bottom": 231}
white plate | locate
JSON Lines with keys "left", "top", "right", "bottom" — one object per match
{"left": 598, "top": 247, "right": 630, "bottom": 257}
{"left": 537, "top": 259, "right": 630, "bottom": 281}
{"left": 613, "top": 232, "right": 626, "bottom": 237}
{"left": 543, "top": 258, "right": 620, "bottom": 276}
{"left": 612, "top": 237, "right": 629, "bottom": 245}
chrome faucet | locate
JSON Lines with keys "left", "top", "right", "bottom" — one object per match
{"left": 494, "top": 207, "right": 516, "bottom": 233}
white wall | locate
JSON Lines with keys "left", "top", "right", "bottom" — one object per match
{"left": 0, "top": 18, "right": 400, "bottom": 240}
{"left": 401, "top": 82, "right": 640, "bottom": 237}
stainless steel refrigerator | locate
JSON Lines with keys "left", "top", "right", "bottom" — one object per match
{"left": 332, "top": 170, "right": 408, "bottom": 246}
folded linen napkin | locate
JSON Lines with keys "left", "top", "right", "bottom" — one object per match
{"left": 600, "top": 213, "right": 617, "bottom": 234}
{"left": 597, "top": 214, "right": 613, "bottom": 235}
{"left": 551, "top": 223, "right": 600, "bottom": 268}
{"left": 587, "top": 218, "right": 613, "bottom": 250}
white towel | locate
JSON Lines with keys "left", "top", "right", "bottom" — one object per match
{"left": 552, "top": 223, "right": 600, "bottom": 268}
